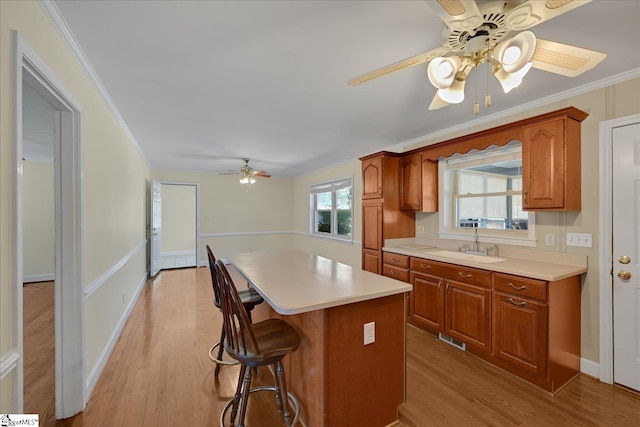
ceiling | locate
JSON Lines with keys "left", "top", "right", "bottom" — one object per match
{"left": 46, "top": 0, "right": 640, "bottom": 177}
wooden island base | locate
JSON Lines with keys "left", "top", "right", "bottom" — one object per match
{"left": 251, "top": 293, "right": 406, "bottom": 427}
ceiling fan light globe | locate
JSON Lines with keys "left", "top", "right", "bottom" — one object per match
{"left": 436, "top": 79, "right": 465, "bottom": 104}
{"left": 427, "top": 56, "right": 461, "bottom": 89}
{"left": 496, "top": 31, "right": 536, "bottom": 73}
{"left": 494, "top": 62, "right": 533, "bottom": 93}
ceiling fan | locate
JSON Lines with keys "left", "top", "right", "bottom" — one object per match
{"left": 220, "top": 158, "right": 271, "bottom": 184}
{"left": 348, "top": 0, "right": 606, "bottom": 114}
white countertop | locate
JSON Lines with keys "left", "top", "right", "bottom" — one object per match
{"left": 228, "top": 249, "right": 412, "bottom": 315}
{"left": 383, "top": 245, "right": 587, "bottom": 281}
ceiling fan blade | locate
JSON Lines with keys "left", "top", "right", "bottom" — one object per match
{"left": 424, "top": 0, "right": 483, "bottom": 32}
{"left": 253, "top": 171, "right": 271, "bottom": 178}
{"left": 428, "top": 93, "right": 449, "bottom": 110}
{"left": 505, "top": 0, "right": 591, "bottom": 31}
{"left": 531, "top": 39, "right": 606, "bottom": 77}
{"left": 348, "top": 47, "right": 448, "bottom": 86}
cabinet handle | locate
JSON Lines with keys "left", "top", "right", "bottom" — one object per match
{"left": 421, "top": 264, "right": 431, "bottom": 269}
{"left": 392, "top": 258, "right": 400, "bottom": 262}
{"left": 438, "top": 279, "right": 443, "bottom": 294}
{"left": 392, "top": 270, "right": 399, "bottom": 275}
{"left": 458, "top": 272, "right": 473, "bottom": 279}
{"left": 445, "top": 281, "right": 450, "bottom": 295}
{"left": 508, "top": 282, "right": 528, "bottom": 291}
{"left": 523, "top": 191, "right": 528, "bottom": 206}
{"left": 508, "top": 297, "right": 528, "bottom": 307}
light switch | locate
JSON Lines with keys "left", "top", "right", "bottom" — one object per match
{"left": 364, "top": 321, "right": 375, "bottom": 345}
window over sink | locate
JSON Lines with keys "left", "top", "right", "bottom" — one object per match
{"left": 438, "top": 141, "right": 536, "bottom": 246}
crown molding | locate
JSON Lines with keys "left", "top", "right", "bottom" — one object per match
{"left": 394, "top": 68, "right": 640, "bottom": 152}
{"left": 38, "top": 0, "right": 150, "bottom": 168}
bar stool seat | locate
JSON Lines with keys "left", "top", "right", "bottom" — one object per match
{"left": 215, "top": 258, "right": 300, "bottom": 427}
{"left": 206, "top": 245, "right": 263, "bottom": 378}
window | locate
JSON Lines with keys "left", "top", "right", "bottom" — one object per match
{"left": 439, "top": 142, "right": 535, "bottom": 246}
{"left": 310, "top": 177, "right": 353, "bottom": 240}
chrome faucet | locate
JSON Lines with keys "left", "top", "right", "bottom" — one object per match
{"left": 462, "top": 227, "right": 489, "bottom": 256}
{"left": 473, "top": 227, "right": 480, "bottom": 252}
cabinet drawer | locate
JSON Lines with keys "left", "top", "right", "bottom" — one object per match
{"left": 383, "top": 265, "right": 410, "bottom": 282}
{"left": 410, "top": 258, "right": 446, "bottom": 275}
{"left": 383, "top": 252, "right": 410, "bottom": 268}
{"left": 494, "top": 273, "right": 547, "bottom": 302}
{"left": 439, "top": 264, "right": 492, "bottom": 288}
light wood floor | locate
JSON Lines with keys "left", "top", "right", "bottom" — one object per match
{"left": 23, "top": 267, "right": 640, "bottom": 426}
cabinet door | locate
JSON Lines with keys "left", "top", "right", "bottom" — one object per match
{"left": 410, "top": 272, "right": 445, "bottom": 332}
{"left": 493, "top": 293, "right": 547, "bottom": 375}
{"left": 363, "top": 250, "right": 381, "bottom": 274}
{"left": 522, "top": 118, "right": 565, "bottom": 210}
{"left": 421, "top": 158, "right": 438, "bottom": 212}
{"left": 401, "top": 153, "right": 422, "bottom": 211}
{"left": 362, "top": 156, "right": 383, "bottom": 199}
{"left": 445, "top": 280, "right": 491, "bottom": 353}
{"left": 362, "top": 201, "right": 382, "bottom": 273}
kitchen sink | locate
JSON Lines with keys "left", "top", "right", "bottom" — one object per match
{"left": 427, "top": 249, "right": 506, "bottom": 264}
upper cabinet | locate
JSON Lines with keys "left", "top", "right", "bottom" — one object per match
{"left": 400, "top": 153, "right": 438, "bottom": 212}
{"left": 522, "top": 112, "right": 585, "bottom": 211}
{"left": 362, "top": 155, "right": 384, "bottom": 199}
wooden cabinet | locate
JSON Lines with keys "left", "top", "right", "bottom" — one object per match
{"left": 409, "top": 257, "right": 492, "bottom": 353}
{"left": 522, "top": 109, "right": 587, "bottom": 211}
{"left": 492, "top": 272, "right": 581, "bottom": 393}
{"left": 400, "top": 153, "right": 438, "bottom": 212}
{"left": 360, "top": 152, "right": 415, "bottom": 273}
{"left": 382, "top": 252, "right": 410, "bottom": 282}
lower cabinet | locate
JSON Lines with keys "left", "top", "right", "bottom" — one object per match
{"left": 406, "top": 255, "right": 581, "bottom": 393}
{"left": 409, "top": 258, "right": 492, "bottom": 354}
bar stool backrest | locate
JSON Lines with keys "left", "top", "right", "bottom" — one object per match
{"left": 215, "top": 258, "right": 260, "bottom": 358}
{"left": 206, "top": 245, "right": 223, "bottom": 310}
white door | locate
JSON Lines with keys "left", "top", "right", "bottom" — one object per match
{"left": 150, "top": 180, "right": 162, "bottom": 277}
{"left": 613, "top": 122, "right": 640, "bottom": 392}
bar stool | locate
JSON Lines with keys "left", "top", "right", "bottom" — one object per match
{"left": 206, "top": 245, "right": 263, "bottom": 378}
{"left": 215, "top": 258, "right": 301, "bottom": 427}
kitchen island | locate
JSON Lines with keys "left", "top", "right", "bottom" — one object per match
{"left": 228, "top": 249, "right": 412, "bottom": 427}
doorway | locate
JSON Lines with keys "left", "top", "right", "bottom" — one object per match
{"left": 160, "top": 183, "right": 199, "bottom": 270}
{"left": 599, "top": 113, "right": 640, "bottom": 392}
{"left": 12, "top": 31, "right": 85, "bottom": 418}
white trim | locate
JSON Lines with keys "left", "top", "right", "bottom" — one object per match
{"left": 84, "top": 272, "right": 147, "bottom": 400}
{"left": 387, "top": 68, "right": 640, "bottom": 154}
{"left": 598, "top": 113, "right": 640, "bottom": 384}
{"left": 0, "top": 351, "right": 20, "bottom": 381}
{"left": 84, "top": 239, "right": 147, "bottom": 297}
{"left": 13, "top": 30, "right": 86, "bottom": 418}
{"left": 37, "top": 0, "right": 150, "bottom": 168}
{"left": 23, "top": 274, "right": 55, "bottom": 283}
{"left": 161, "top": 250, "right": 196, "bottom": 257}
{"left": 201, "top": 230, "right": 293, "bottom": 238}
{"left": 581, "top": 357, "right": 600, "bottom": 379}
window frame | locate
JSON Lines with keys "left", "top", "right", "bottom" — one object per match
{"left": 309, "top": 176, "right": 354, "bottom": 242}
{"left": 438, "top": 144, "right": 536, "bottom": 247}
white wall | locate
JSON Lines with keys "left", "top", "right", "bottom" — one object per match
{"left": 22, "top": 162, "right": 54, "bottom": 281}
{"left": 1, "top": 1, "right": 150, "bottom": 410}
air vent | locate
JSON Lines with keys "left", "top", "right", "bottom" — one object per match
{"left": 439, "top": 332, "right": 466, "bottom": 351}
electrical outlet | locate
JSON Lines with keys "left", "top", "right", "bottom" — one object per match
{"left": 545, "top": 233, "right": 556, "bottom": 246}
{"left": 364, "top": 321, "right": 375, "bottom": 345}
{"left": 416, "top": 225, "right": 425, "bottom": 234}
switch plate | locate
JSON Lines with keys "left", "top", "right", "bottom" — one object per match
{"left": 364, "top": 321, "right": 375, "bottom": 345}
{"left": 566, "top": 232, "right": 593, "bottom": 248}
{"left": 545, "top": 233, "right": 556, "bottom": 246}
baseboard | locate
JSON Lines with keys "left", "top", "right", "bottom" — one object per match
{"left": 23, "top": 273, "right": 54, "bottom": 283}
{"left": 580, "top": 357, "right": 600, "bottom": 379}
{"left": 161, "top": 250, "right": 196, "bottom": 257}
{"left": 84, "top": 272, "right": 147, "bottom": 399}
